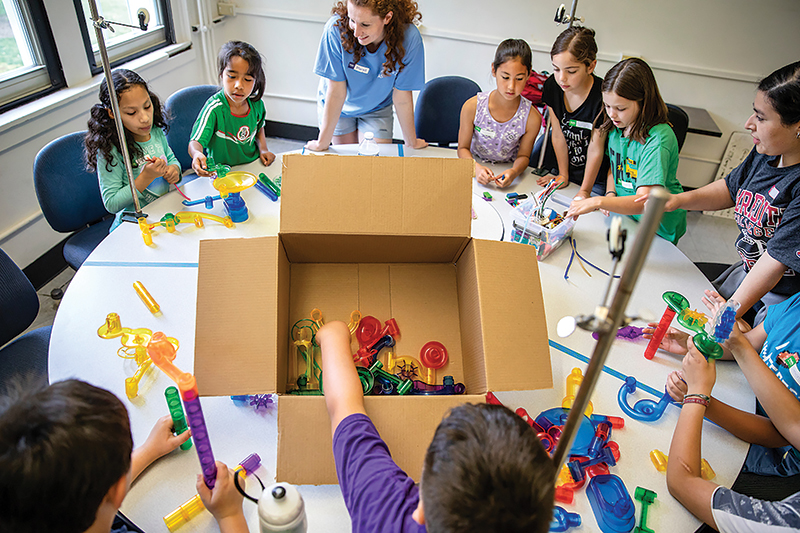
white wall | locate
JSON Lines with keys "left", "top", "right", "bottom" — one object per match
{"left": 2, "top": 0, "right": 799, "bottom": 268}
{"left": 211, "top": 0, "right": 799, "bottom": 185}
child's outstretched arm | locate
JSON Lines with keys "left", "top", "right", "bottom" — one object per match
{"left": 316, "top": 321, "right": 367, "bottom": 436}
{"left": 457, "top": 96, "right": 494, "bottom": 185}
{"left": 495, "top": 106, "right": 541, "bottom": 188}
{"left": 576, "top": 129, "right": 607, "bottom": 199}
{"left": 256, "top": 127, "right": 275, "bottom": 166}
{"left": 666, "top": 342, "right": 720, "bottom": 529}
{"left": 189, "top": 140, "right": 213, "bottom": 177}
{"left": 727, "top": 320, "right": 800, "bottom": 448}
{"left": 196, "top": 460, "right": 248, "bottom": 533}
{"left": 536, "top": 112, "right": 569, "bottom": 188}
{"left": 130, "top": 415, "right": 191, "bottom": 482}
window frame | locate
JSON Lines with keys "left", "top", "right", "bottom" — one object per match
{"left": 0, "top": 0, "right": 65, "bottom": 114}
{"left": 72, "top": 0, "right": 176, "bottom": 76}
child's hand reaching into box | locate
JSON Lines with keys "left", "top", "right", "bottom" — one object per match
{"left": 317, "top": 321, "right": 368, "bottom": 436}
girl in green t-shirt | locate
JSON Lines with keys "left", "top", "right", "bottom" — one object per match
{"left": 565, "top": 58, "right": 686, "bottom": 244}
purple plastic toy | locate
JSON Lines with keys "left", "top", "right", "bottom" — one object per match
{"left": 593, "top": 325, "right": 644, "bottom": 341}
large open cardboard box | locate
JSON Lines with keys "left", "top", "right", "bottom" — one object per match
{"left": 194, "top": 154, "right": 552, "bottom": 484}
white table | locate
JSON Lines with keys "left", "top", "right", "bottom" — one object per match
{"left": 49, "top": 145, "right": 753, "bottom": 532}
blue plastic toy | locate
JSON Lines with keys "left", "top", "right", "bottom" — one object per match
{"left": 617, "top": 376, "right": 673, "bottom": 422}
{"left": 535, "top": 407, "right": 595, "bottom": 456}
{"left": 550, "top": 506, "right": 581, "bottom": 532}
{"left": 586, "top": 474, "right": 636, "bottom": 533}
{"left": 712, "top": 300, "right": 740, "bottom": 343}
{"left": 568, "top": 446, "right": 617, "bottom": 482}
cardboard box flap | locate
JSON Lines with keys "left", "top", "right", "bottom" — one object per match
{"left": 277, "top": 395, "right": 485, "bottom": 485}
{"left": 280, "top": 154, "right": 473, "bottom": 238}
{"left": 194, "top": 237, "right": 282, "bottom": 396}
{"left": 470, "top": 239, "right": 553, "bottom": 391}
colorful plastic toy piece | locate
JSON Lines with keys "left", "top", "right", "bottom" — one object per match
{"left": 386, "top": 352, "right": 422, "bottom": 381}
{"left": 255, "top": 172, "right": 281, "bottom": 201}
{"left": 536, "top": 407, "right": 596, "bottom": 457}
{"left": 147, "top": 332, "right": 217, "bottom": 488}
{"left": 231, "top": 394, "right": 275, "bottom": 411}
{"left": 420, "top": 341, "right": 448, "bottom": 385}
{"left": 644, "top": 291, "right": 689, "bottom": 359}
{"left": 712, "top": 299, "right": 740, "bottom": 343}
{"left": 347, "top": 310, "right": 362, "bottom": 337}
{"left": 617, "top": 377, "right": 672, "bottom": 422}
{"left": 163, "top": 453, "right": 261, "bottom": 531}
{"left": 649, "top": 449, "right": 715, "bottom": 480}
{"left": 554, "top": 486, "right": 574, "bottom": 505}
{"left": 138, "top": 211, "right": 235, "bottom": 245}
{"left": 482, "top": 191, "right": 493, "bottom": 201}
{"left": 557, "top": 464, "right": 586, "bottom": 491}
{"left": 562, "top": 367, "right": 593, "bottom": 416}
{"left": 586, "top": 474, "right": 636, "bottom": 533}
{"left": 165, "top": 386, "right": 193, "bottom": 450}
{"left": 411, "top": 375, "right": 465, "bottom": 395}
{"left": 568, "top": 446, "right": 617, "bottom": 482}
{"left": 634, "top": 486, "right": 657, "bottom": 533}
{"left": 97, "top": 313, "right": 179, "bottom": 399}
{"left": 550, "top": 506, "right": 581, "bottom": 532}
{"left": 485, "top": 391, "right": 502, "bottom": 405}
{"left": 587, "top": 422, "right": 611, "bottom": 458}
{"left": 368, "top": 360, "right": 412, "bottom": 395}
{"left": 679, "top": 308, "right": 708, "bottom": 330}
{"left": 593, "top": 325, "right": 644, "bottom": 341}
{"left": 354, "top": 317, "right": 400, "bottom": 366}
{"left": 133, "top": 280, "right": 161, "bottom": 315}
{"left": 180, "top": 169, "right": 257, "bottom": 223}
{"left": 591, "top": 414, "right": 625, "bottom": 430}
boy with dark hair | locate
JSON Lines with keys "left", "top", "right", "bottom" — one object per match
{"left": 0, "top": 379, "right": 244, "bottom": 533}
{"left": 316, "top": 321, "right": 556, "bottom": 533}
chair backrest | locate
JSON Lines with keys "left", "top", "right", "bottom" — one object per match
{"left": 33, "top": 131, "right": 110, "bottom": 233}
{"left": 414, "top": 76, "right": 481, "bottom": 147}
{"left": 667, "top": 104, "right": 690, "bottom": 153}
{"left": 165, "top": 85, "right": 221, "bottom": 171}
{"left": 0, "top": 248, "right": 39, "bottom": 347}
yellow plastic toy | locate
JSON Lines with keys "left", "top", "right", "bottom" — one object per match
{"left": 213, "top": 170, "right": 257, "bottom": 197}
{"left": 385, "top": 352, "right": 424, "bottom": 382}
{"left": 650, "top": 449, "right": 715, "bottom": 480}
{"left": 97, "top": 312, "right": 179, "bottom": 399}
{"left": 138, "top": 211, "right": 235, "bottom": 246}
{"left": 562, "top": 367, "right": 594, "bottom": 416}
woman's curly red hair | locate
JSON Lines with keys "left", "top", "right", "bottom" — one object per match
{"left": 331, "top": 0, "right": 421, "bottom": 77}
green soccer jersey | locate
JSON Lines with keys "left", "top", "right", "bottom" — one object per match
{"left": 607, "top": 123, "right": 687, "bottom": 244}
{"left": 190, "top": 91, "right": 266, "bottom": 166}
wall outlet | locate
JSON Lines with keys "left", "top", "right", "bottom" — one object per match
{"left": 217, "top": 2, "right": 236, "bottom": 17}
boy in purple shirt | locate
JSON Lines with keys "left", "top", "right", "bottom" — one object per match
{"left": 317, "top": 321, "right": 556, "bottom": 532}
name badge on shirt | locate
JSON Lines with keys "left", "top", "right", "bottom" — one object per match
{"left": 620, "top": 180, "right": 634, "bottom": 190}
{"left": 348, "top": 62, "right": 369, "bottom": 74}
{"left": 567, "top": 119, "right": 593, "bottom": 130}
{"left": 475, "top": 125, "right": 496, "bottom": 139}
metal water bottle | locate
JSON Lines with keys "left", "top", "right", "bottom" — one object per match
{"left": 258, "top": 482, "right": 307, "bottom": 533}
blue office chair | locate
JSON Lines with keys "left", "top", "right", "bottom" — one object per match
{"left": 164, "top": 85, "right": 220, "bottom": 172}
{"left": 34, "top": 131, "right": 113, "bottom": 271}
{"left": 414, "top": 76, "right": 481, "bottom": 148}
{"left": 0, "top": 248, "right": 50, "bottom": 390}
{"left": 667, "top": 103, "right": 690, "bottom": 153}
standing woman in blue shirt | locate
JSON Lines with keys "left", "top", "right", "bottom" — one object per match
{"left": 306, "top": 0, "right": 427, "bottom": 151}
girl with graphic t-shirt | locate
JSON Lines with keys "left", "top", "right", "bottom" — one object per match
{"left": 534, "top": 26, "right": 610, "bottom": 197}
{"left": 565, "top": 58, "right": 687, "bottom": 244}
{"left": 647, "top": 61, "right": 800, "bottom": 326}
{"left": 457, "top": 39, "right": 542, "bottom": 189}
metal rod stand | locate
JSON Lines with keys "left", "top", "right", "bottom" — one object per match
{"left": 551, "top": 187, "right": 669, "bottom": 478}
{"left": 87, "top": 0, "right": 144, "bottom": 220}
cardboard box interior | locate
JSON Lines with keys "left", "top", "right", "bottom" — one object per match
{"left": 193, "top": 155, "right": 552, "bottom": 484}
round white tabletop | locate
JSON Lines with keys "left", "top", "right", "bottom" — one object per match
{"left": 49, "top": 145, "right": 753, "bottom": 533}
